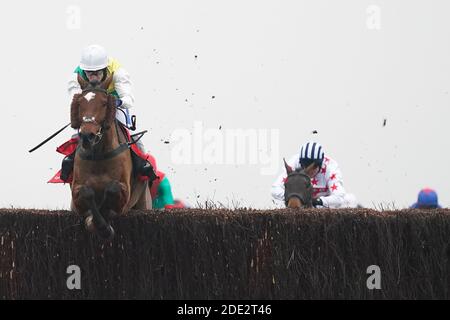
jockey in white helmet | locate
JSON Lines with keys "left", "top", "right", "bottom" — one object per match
{"left": 60, "top": 44, "right": 152, "bottom": 182}
{"left": 68, "top": 44, "right": 134, "bottom": 124}
{"left": 271, "top": 142, "right": 358, "bottom": 208}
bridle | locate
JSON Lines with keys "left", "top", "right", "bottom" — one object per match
{"left": 79, "top": 86, "right": 110, "bottom": 146}
{"left": 81, "top": 116, "right": 103, "bottom": 145}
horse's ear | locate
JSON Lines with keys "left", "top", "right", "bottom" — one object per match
{"left": 103, "top": 94, "right": 116, "bottom": 129}
{"left": 101, "top": 72, "right": 114, "bottom": 90}
{"left": 70, "top": 94, "right": 81, "bottom": 129}
{"left": 284, "top": 158, "right": 293, "bottom": 174}
{"left": 77, "top": 74, "right": 89, "bottom": 90}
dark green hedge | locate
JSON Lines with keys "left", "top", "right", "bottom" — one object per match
{"left": 0, "top": 208, "right": 449, "bottom": 299}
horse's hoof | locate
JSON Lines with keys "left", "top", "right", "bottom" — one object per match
{"left": 85, "top": 216, "right": 96, "bottom": 233}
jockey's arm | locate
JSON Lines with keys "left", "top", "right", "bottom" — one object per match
{"left": 68, "top": 73, "right": 82, "bottom": 98}
{"left": 67, "top": 68, "right": 135, "bottom": 110}
{"left": 319, "top": 165, "right": 347, "bottom": 208}
{"left": 113, "top": 68, "right": 135, "bottom": 109}
{"left": 271, "top": 173, "right": 285, "bottom": 203}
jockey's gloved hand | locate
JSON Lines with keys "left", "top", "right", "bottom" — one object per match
{"left": 115, "top": 99, "right": 123, "bottom": 107}
{"left": 312, "top": 198, "right": 323, "bottom": 208}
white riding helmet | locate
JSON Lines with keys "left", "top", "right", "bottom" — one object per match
{"left": 80, "top": 44, "right": 108, "bottom": 71}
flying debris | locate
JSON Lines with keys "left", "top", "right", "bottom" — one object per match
{"left": 312, "top": 130, "right": 318, "bottom": 134}
{"left": 383, "top": 119, "right": 387, "bottom": 127}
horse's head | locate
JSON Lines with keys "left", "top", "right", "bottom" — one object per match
{"left": 283, "top": 158, "right": 314, "bottom": 208}
{"left": 70, "top": 73, "right": 116, "bottom": 150}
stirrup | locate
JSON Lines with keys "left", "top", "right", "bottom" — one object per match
{"left": 141, "top": 163, "right": 158, "bottom": 181}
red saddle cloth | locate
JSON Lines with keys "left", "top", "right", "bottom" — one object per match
{"left": 164, "top": 200, "right": 186, "bottom": 210}
{"left": 48, "top": 130, "right": 153, "bottom": 184}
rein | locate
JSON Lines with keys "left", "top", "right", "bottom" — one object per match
{"left": 77, "top": 121, "right": 148, "bottom": 161}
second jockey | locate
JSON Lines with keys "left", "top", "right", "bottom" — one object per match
{"left": 61, "top": 44, "right": 153, "bottom": 182}
{"left": 271, "top": 142, "right": 358, "bottom": 208}
{"left": 147, "top": 154, "right": 176, "bottom": 209}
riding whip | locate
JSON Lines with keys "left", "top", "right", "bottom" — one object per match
{"left": 28, "top": 123, "right": 71, "bottom": 153}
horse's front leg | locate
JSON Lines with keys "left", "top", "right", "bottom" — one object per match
{"left": 72, "top": 184, "right": 93, "bottom": 218}
{"left": 73, "top": 185, "right": 114, "bottom": 240}
{"left": 100, "top": 180, "right": 129, "bottom": 220}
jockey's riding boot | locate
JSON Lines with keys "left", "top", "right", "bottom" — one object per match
{"left": 61, "top": 152, "right": 75, "bottom": 182}
{"left": 141, "top": 162, "right": 158, "bottom": 182}
{"left": 130, "top": 152, "right": 158, "bottom": 182}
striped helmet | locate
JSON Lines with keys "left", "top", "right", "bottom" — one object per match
{"left": 299, "top": 142, "right": 325, "bottom": 168}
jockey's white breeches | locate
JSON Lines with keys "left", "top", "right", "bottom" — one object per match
{"left": 340, "top": 193, "right": 359, "bottom": 208}
{"left": 116, "top": 107, "right": 132, "bottom": 127}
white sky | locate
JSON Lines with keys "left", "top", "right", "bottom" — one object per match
{"left": 0, "top": 0, "right": 448, "bottom": 209}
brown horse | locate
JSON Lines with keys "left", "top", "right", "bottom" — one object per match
{"left": 70, "top": 74, "right": 151, "bottom": 239}
{"left": 283, "top": 159, "right": 314, "bottom": 208}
